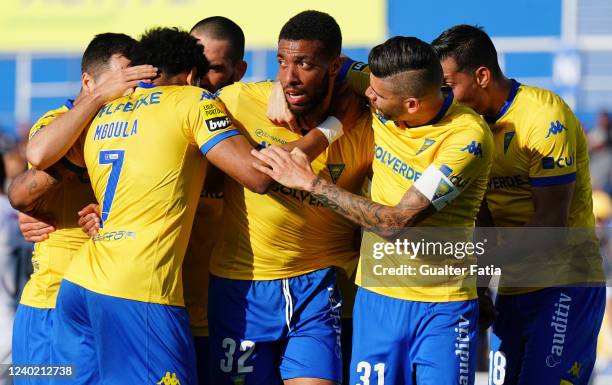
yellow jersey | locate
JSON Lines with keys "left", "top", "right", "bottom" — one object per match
{"left": 209, "top": 81, "right": 373, "bottom": 280}
{"left": 20, "top": 101, "right": 95, "bottom": 309}
{"left": 355, "top": 94, "right": 494, "bottom": 302}
{"left": 64, "top": 84, "right": 240, "bottom": 306}
{"left": 485, "top": 80, "right": 604, "bottom": 294}
{"left": 183, "top": 164, "right": 224, "bottom": 336}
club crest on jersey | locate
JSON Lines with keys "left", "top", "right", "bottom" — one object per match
{"left": 327, "top": 164, "right": 345, "bottom": 184}
{"left": 416, "top": 139, "right": 436, "bottom": 155}
{"left": 156, "top": 372, "right": 181, "bottom": 385}
{"left": 546, "top": 120, "right": 567, "bottom": 138}
{"left": 433, "top": 179, "right": 453, "bottom": 200}
{"left": 205, "top": 116, "right": 232, "bottom": 132}
{"left": 461, "top": 141, "right": 482, "bottom": 158}
{"left": 503, "top": 131, "right": 515, "bottom": 154}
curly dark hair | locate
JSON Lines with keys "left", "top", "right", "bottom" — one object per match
{"left": 131, "top": 27, "right": 208, "bottom": 79}
{"left": 278, "top": 10, "right": 341, "bottom": 59}
{"left": 81, "top": 33, "right": 136, "bottom": 79}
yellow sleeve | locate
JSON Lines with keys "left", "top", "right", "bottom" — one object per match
{"left": 214, "top": 82, "right": 244, "bottom": 118}
{"left": 432, "top": 126, "right": 493, "bottom": 193}
{"left": 526, "top": 106, "right": 577, "bottom": 187}
{"left": 184, "top": 89, "right": 242, "bottom": 156}
{"left": 28, "top": 105, "right": 86, "bottom": 173}
{"left": 28, "top": 108, "right": 65, "bottom": 139}
{"left": 338, "top": 59, "right": 370, "bottom": 96}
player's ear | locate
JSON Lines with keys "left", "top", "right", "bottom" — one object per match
{"left": 186, "top": 68, "right": 199, "bottom": 87}
{"left": 82, "top": 72, "right": 94, "bottom": 92}
{"left": 404, "top": 97, "right": 420, "bottom": 115}
{"left": 474, "top": 66, "right": 491, "bottom": 89}
{"left": 329, "top": 56, "right": 342, "bottom": 79}
{"left": 233, "top": 60, "right": 247, "bottom": 82}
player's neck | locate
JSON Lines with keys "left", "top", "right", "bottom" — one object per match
{"left": 485, "top": 76, "right": 514, "bottom": 119}
{"left": 298, "top": 95, "right": 334, "bottom": 132}
{"left": 150, "top": 73, "right": 189, "bottom": 87}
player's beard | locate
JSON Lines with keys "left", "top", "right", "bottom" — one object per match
{"left": 289, "top": 72, "right": 330, "bottom": 119}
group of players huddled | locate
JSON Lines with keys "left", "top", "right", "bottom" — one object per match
{"left": 8, "top": 9, "right": 605, "bottom": 385}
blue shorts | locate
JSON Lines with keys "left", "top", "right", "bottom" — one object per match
{"left": 490, "top": 286, "right": 605, "bottom": 385}
{"left": 51, "top": 280, "right": 197, "bottom": 385}
{"left": 12, "top": 304, "right": 54, "bottom": 385}
{"left": 194, "top": 336, "right": 210, "bottom": 385}
{"left": 350, "top": 288, "right": 478, "bottom": 385}
{"left": 208, "top": 268, "right": 343, "bottom": 385}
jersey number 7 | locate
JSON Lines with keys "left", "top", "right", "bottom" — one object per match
{"left": 98, "top": 150, "right": 125, "bottom": 227}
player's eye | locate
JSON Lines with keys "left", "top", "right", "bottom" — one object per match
{"left": 277, "top": 58, "right": 287, "bottom": 67}
{"left": 300, "top": 61, "right": 313, "bottom": 70}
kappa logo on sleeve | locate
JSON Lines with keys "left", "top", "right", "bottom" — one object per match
{"left": 461, "top": 141, "right": 483, "bottom": 158}
{"left": 546, "top": 120, "right": 567, "bottom": 138}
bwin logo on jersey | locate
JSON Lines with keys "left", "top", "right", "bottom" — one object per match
{"left": 205, "top": 116, "right": 231, "bottom": 132}
{"left": 461, "top": 141, "right": 482, "bottom": 158}
{"left": 546, "top": 120, "right": 567, "bottom": 138}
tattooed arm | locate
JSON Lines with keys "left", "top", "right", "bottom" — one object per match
{"left": 307, "top": 177, "right": 433, "bottom": 237}
{"left": 252, "top": 146, "right": 434, "bottom": 238}
{"left": 8, "top": 165, "right": 64, "bottom": 214}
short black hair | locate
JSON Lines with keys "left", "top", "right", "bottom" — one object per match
{"left": 81, "top": 33, "right": 136, "bottom": 78}
{"left": 278, "top": 10, "right": 342, "bottom": 59}
{"left": 431, "top": 24, "right": 503, "bottom": 78}
{"left": 368, "top": 36, "right": 443, "bottom": 97}
{"left": 190, "top": 16, "right": 245, "bottom": 63}
{"left": 131, "top": 27, "right": 208, "bottom": 79}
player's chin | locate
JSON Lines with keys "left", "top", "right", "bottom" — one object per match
{"left": 287, "top": 102, "right": 310, "bottom": 115}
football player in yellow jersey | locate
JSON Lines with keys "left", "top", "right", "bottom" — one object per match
{"left": 26, "top": 28, "right": 333, "bottom": 385}
{"left": 187, "top": 16, "right": 248, "bottom": 385}
{"left": 206, "top": 11, "right": 372, "bottom": 385}
{"left": 6, "top": 33, "right": 154, "bottom": 383}
{"left": 432, "top": 25, "right": 605, "bottom": 385}
{"left": 253, "top": 36, "right": 493, "bottom": 385}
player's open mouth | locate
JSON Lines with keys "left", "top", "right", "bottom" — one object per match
{"left": 285, "top": 91, "right": 307, "bottom": 105}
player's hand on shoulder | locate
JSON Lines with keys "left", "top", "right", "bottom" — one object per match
{"left": 18, "top": 212, "right": 55, "bottom": 242}
{"left": 78, "top": 203, "right": 101, "bottom": 238}
{"left": 266, "top": 81, "right": 301, "bottom": 133}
